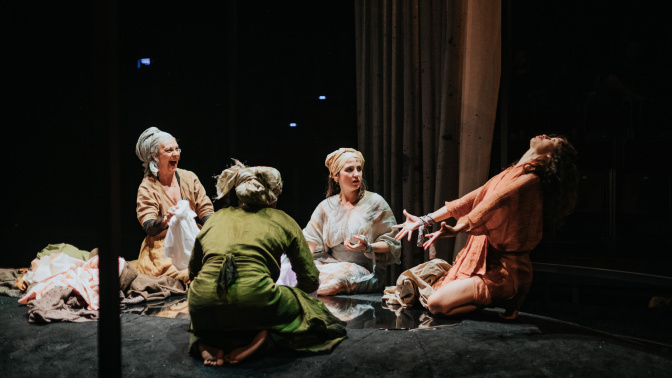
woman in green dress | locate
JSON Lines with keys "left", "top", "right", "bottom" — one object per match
{"left": 188, "top": 160, "right": 347, "bottom": 366}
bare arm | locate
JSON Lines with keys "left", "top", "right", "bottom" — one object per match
{"left": 393, "top": 206, "right": 451, "bottom": 242}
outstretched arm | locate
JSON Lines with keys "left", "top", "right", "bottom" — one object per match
{"left": 393, "top": 206, "right": 451, "bottom": 242}
{"left": 421, "top": 221, "right": 468, "bottom": 250}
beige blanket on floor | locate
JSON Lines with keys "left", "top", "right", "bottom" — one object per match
{"left": 382, "top": 259, "right": 452, "bottom": 308}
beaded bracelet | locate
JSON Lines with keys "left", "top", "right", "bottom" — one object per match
{"left": 364, "top": 242, "right": 374, "bottom": 254}
{"left": 419, "top": 214, "right": 436, "bottom": 227}
{"left": 417, "top": 213, "right": 436, "bottom": 247}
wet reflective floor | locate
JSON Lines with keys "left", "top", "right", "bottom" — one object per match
{"left": 120, "top": 293, "right": 461, "bottom": 330}
{"left": 122, "top": 295, "right": 191, "bottom": 320}
{"left": 319, "top": 294, "right": 460, "bottom": 330}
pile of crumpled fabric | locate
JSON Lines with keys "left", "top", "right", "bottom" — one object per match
{"left": 1, "top": 243, "right": 186, "bottom": 324}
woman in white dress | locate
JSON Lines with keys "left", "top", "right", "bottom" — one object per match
{"left": 302, "top": 148, "right": 401, "bottom": 295}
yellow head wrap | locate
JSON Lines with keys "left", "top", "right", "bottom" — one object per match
{"left": 325, "top": 148, "right": 365, "bottom": 178}
{"left": 215, "top": 159, "right": 283, "bottom": 206}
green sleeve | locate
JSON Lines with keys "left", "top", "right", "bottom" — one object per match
{"left": 286, "top": 221, "right": 319, "bottom": 293}
{"left": 189, "top": 237, "right": 204, "bottom": 282}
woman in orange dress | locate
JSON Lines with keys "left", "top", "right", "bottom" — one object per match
{"left": 393, "top": 134, "right": 578, "bottom": 319}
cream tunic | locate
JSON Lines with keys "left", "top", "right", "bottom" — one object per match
{"left": 303, "top": 191, "right": 401, "bottom": 294}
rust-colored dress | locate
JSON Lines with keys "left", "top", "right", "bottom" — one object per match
{"left": 136, "top": 168, "right": 214, "bottom": 279}
{"left": 433, "top": 165, "right": 543, "bottom": 312}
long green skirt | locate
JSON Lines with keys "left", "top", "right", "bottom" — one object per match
{"left": 188, "top": 259, "right": 346, "bottom": 357}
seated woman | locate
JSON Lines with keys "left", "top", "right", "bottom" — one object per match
{"left": 392, "top": 134, "right": 578, "bottom": 319}
{"left": 135, "top": 127, "right": 214, "bottom": 282}
{"left": 303, "top": 148, "right": 401, "bottom": 295}
{"left": 188, "top": 160, "right": 347, "bottom": 366}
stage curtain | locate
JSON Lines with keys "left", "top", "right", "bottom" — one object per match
{"left": 354, "top": 0, "right": 501, "bottom": 279}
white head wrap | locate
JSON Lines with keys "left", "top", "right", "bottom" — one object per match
{"left": 325, "top": 147, "right": 365, "bottom": 178}
{"left": 135, "top": 127, "right": 175, "bottom": 177}
{"left": 215, "top": 159, "right": 283, "bottom": 207}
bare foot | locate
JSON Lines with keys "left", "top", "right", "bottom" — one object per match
{"left": 224, "top": 330, "right": 268, "bottom": 364}
{"left": 199, "top": 342, "right": 224, "bottom": 366}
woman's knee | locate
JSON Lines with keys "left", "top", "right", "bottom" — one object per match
{"left": 427, "top": 278, "right": 478, "bottom": 315}
{"left": 427, "top": 292, "right": 451, "bottom": 315}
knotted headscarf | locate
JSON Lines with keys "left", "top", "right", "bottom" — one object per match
{"left": 325, "top": 148, "right": 365, "bottom": 178}
{"left": 135, "top": 126, "right": 175, "bottom": 177}
{"left": 215, "top": 159, "right": 283, "bottom": 206}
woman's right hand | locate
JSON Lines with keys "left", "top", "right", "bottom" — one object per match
{"left": 393, "top": 209, "right": 422, "bottom": 241}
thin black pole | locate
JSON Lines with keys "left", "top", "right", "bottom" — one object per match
{"left": 227, "top": 0, "right": 238, "bottom": 159}
{"left": 94, "top": 1, "right": 122, "bottom": 377}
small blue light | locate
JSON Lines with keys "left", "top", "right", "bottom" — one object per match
{"left": 318, "top": 95, "right": 326, "bottom": 100}
{"left": 289, "top": 123, "right": 297, "bottom": 127}
{"left": 137, "top": 58, "right": 151, "bottom": 69}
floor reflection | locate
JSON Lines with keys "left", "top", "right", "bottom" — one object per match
{"left": 121, "top": 295, "right": 190, "bottom": 320}
{"left": 320, "top": 295, "right": 460, "bottom": 330}
{"left": 122, "top": 293, "right": 459, "bottom": 330}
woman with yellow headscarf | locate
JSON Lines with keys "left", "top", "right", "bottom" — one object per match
{"left": 302, "top": 148, "right": 401, "bottom": 295}
{"left": 187, "top": 159, "right": 346, "bottom": 366}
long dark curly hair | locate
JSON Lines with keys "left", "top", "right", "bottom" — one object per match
{"left": 520, "top": 135, "right": 579, "bottom": 234}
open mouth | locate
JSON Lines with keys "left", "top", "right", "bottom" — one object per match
{"left": 169, "top": 160, "right": 178, "bottom": 167}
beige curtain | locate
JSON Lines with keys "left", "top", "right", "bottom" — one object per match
{"left": 355, "top": 0, "right": 501, "bottom": 278}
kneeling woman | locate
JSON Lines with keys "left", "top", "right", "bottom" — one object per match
{"left": 393, "top": 135, "right": 578, "bottom": 319}
{"left": 303, "top": 148, "right": 401, "bottom": 295}
{"left": 188, "top": 160, "right": 346, "bottom": 366}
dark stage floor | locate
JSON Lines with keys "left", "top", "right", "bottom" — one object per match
{"left": 2, "top": 293, "right": 672, "bottom": 377}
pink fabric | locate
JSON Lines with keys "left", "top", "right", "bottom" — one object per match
{"left": 18, "top": 253, "right": 125, "bottom": 311}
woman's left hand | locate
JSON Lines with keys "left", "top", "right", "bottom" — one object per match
{"left": 161, "top": 205, "right": 179, "bottom": 228}
{"left": 344, "top": 235, "right": 368, "bottom": 251}
{"left": 422, "top": 221, "right": 464, "bottom": 250}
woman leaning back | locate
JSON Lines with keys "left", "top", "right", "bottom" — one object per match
{"left": 303, "top": 148, "right": 401, "bottom": 295}
{"left": 135, "top": 127, "right": 214, "bottom": 283}
{"left": 188, "top": 160, "right": 346, "bottom": 366}
{"left": 393, "top": 134, "right": 578, "bottom": 319}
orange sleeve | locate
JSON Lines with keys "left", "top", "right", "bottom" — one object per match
{"left": 458, "top": 174, "right": 539, "bottom": 235}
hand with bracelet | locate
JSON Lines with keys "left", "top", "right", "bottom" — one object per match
{"left": 393, "top": 209, "right": 442, "bottom": 245}
{"left": 344, "top": 235, "right": 374, "bottom": 254}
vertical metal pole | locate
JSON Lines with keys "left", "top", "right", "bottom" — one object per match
{"left": 228, "top": 1, "right": 238, "bottom": 159}
{"left": 95, "top": 1, "right": 121, "bottom": 376}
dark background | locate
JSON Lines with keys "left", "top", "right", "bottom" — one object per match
{"left": 499, "top": 1, "right": 672, "bottom": 275}
{"left": 3, "top": 2, "right": 671, "bottom": 278}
